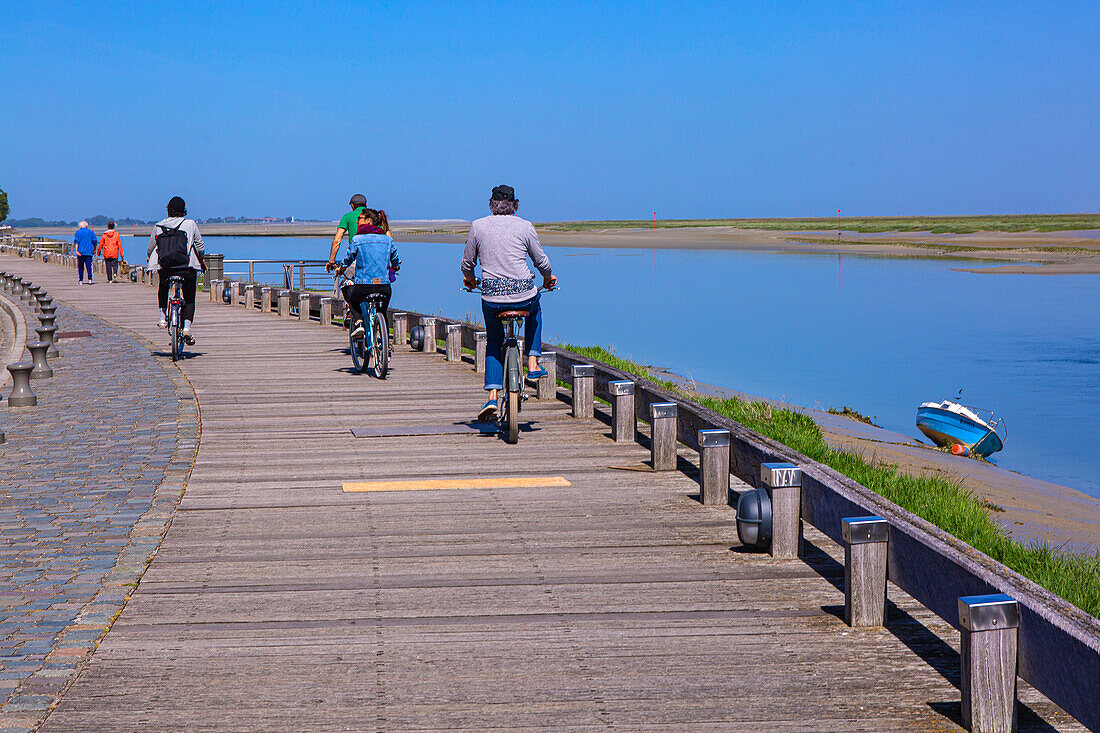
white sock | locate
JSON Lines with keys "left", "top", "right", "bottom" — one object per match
{"left": 160, "top": 309, "right": 166, "bottom": 319}
{"left": 183, "top": 320, "right": 192, "bottom": 331}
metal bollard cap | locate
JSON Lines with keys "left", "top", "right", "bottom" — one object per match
{"left": 609, "top": 380, "right": 635, "bottom": 396}
{"left": 571, "top": 364, "right": 595, "bottom": 378}
{"left": 650, "top": 402, "right": 677, "bottom": 419}
{"left": 698, "top": 428, "right": 730, "bottom": 448}
{"left": 446, "top": 323, "right": 463, "bottom": 333}
{"left": 841, "top": 516, "right": 888, "bottom": 544}
{"left": 761, "top": 462, "right": 801, "bottom": 488}
{"left": 958, "top": 593, "right": 1018, "bottom": 631}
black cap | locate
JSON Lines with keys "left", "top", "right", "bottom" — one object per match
{"left": 349, "top": 193, "right": 367, "bottom": 207}
{"left": 490, "top": 185, "right": 516, "bottom": 202}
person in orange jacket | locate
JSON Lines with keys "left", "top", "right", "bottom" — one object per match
{"left": 96, "top": 221, "right": 124, "bottom": 283}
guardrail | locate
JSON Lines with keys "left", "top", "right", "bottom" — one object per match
{"left": 222, "top": 258, "right": 334, "bottom": 291}
{"left": 6, "top": 246, "right": 1099, "bottom": 731}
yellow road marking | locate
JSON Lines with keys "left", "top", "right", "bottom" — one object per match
{"left": 343, "top": 476, "right": 571, "bottom": 493}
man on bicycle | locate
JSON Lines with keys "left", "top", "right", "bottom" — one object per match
{"left": 147, "top": 196, "right": 206, "bottom": 344}
{"left": 337, "top": 209, "right": 400, "bottom": 339}
{"left": 461, "top": 185, "right": 556, "bottom": 422}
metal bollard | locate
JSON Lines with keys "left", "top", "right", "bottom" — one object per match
{"left": 5, "top": 363, "right": 37, "bottom": 406}
{"left": 958, "top": 594, "right": 1019, "bottom": 733}
{"left": 244, "top": 285, "right": 256, "bottom": 309}
{"left": 474, "top": 331, "right": 487, "bottom": 372}
{"left": 26, "top": 342, "right": 53, "bottom": 378}
{"left": 392, "top": 313, "right": 408, "bottom": 345}
{"left": 445, "top": 324, "right": 462, "bottom": 361}
{"left": 841, "top": 517, "right": 889, "bottom": 628}
{"left": 278, "top": 292, "right": 291, "bottom": 317}
{"left": 571, "top": 364, "right": 595, "bottom": 418}
{"left": 298, "top": 294, "right": 312, "bottom": 321}
{"left": 761, "top": 462, "right": 802, "bottom": 559}
{"left": 650, "top": 402, "right": 678, "bottom": 470}
{"left": 609, "top": 381, "right": 635, "bottom": 442}
{"left": 319, "top": 297, "right": 333, "bottom": 326}
{"left": 536, "top": 351, "right": 556, "bottom": 399}
{"left": 420, "top": 317, "right": 436, "bottom": 352}
{"left": 261, "top": 287, "right": 272, "bottom": 312}
{"left": 36, "top": 326, "right": 59, "bottom": 358}
{"left": 698, "top": 429, "right": 731, "bottom": 504}
{"left": 22, "top": 284, "right": 36, "bottom": 304}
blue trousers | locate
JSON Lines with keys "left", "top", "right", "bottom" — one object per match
{"left": 482, "top": 294, "right": 542, "bottom": 391}
{"left": 78, "top": 255, "right": 93, "bottom": 281}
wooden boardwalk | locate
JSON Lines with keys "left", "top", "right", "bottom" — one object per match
{"left": 3, "top": 256, "right": 1085, "bottom": 731}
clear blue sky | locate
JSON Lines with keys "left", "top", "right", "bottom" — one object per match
{"left": 2, "top": 1, "right": 1098, "bottom": 222}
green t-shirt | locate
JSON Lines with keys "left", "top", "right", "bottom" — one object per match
{"left": 338, "top": 207, "right": 366, "bottom": 241}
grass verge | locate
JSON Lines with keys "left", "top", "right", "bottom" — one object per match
{"left": 563, "top": 344, "right": 1100, "bottom": 619}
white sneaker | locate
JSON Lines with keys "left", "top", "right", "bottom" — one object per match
{"left": 350, "top": 324, "right": 365, "bottom": 338}
{"left": 158, "top": 318, "right": 168, "bottom": 328}
{"left": 183, "top": 328, "right": 195, "bottom": 345}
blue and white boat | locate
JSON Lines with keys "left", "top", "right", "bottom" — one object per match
{"left": 916, "top": 400, "right": 1005, "bottom": 458}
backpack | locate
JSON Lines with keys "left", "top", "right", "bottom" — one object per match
{"left": 156, "top": 221, "right": 191, "bottom": 269}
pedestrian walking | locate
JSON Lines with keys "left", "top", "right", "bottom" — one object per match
{"left": 73, "top": 221, "right": 97, "bottom": 284}
{"left": 97, "top": 221, "right": 124, "bottom": 282}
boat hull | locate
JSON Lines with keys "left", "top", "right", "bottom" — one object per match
{"left": 916, "top": 406, "right": 1003, "bottom": 457}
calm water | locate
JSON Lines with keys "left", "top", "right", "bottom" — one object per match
{"left": 172, "top": 235, "right": 1100, "bottom": 498}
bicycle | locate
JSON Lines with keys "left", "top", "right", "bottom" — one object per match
{"left": 464, "top": 282, "right": 555, "bottom": 444}
{"left": 348, "top": 292, "right": 389, "bottom": 379}
{"left": 166, "top": 275, "right": 185, "bottom": 362}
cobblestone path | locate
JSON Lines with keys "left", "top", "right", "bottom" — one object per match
{"left": 0, "top": 289, "right": 197, "bottom": 732}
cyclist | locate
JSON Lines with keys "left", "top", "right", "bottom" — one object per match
{"left": 461, "top": 185, "right": 556, "bottom": 422}
{"left": 147, "top": 196, "right": 206, "bottom": 345}
{"left": 337, "top": 208, "right": 400, "bottom": 339}
{"left": 328, "top": 194, "right": 368, "bottom": 326}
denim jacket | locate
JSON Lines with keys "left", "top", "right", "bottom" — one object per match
{"left": 341, "top": 233, "right": 400, "bottom": 284}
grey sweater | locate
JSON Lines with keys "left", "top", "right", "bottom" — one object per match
{"left": 461, "top": 214, "right": 552, "bottom": 303}
{"left": 147, "top": 217, "right": 206, "bottom": 271}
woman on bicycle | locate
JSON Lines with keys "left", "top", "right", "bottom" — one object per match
{"left": 147, "top": 196, "right": 206, "bottom": 344}
{"left": 461, "top": 185, "right": 556, "bottom": 422}
{"left": 338, "top": 208, "right": 400, "bottom": 338}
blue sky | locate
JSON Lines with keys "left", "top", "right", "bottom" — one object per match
{"left": 2, "top": 1, "right": 1098, "bottom": 222}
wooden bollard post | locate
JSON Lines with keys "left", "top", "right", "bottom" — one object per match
{"left": 570, "top": 365, "right": 594, "bottom": 418}
{"left": 244, "top": 285, "right": 256, "bottom": 310}
{"left": 445, "top": 324, "right": 462, "bottom": 361}
{"left": 420, "top": 318, "right": 436, "bottom": 352}
{"left": 841, "top": 516, "right": 889, "bottom": 628}
{"left": 278, "top": 292, "right": 291, "bottom": 317}
{"left": 958, "top": 593, "right": 1019, "bottom": 733}
{"left": 698, "top": 429, "right": 731, "bottom": 504}
{"left": 319, "top": 297, "right": 333, "bottom": 326}
{"left": 260, "top": 287, "right": 272, "bottom": 312}
{"left": 474, "top": 331, "right": 487, "bottom": 372}
{"left": 650, "top": 402, "right": 678, "bottom": 470}
{"left": 298, "top": 294, "right": 312, "bottom": 322}
{"left": 230, "top": 282, "right": 242, "bottom": 305}
{"left": 609, "top": 381, "right": 635, "bottom": 442}
{"left": 211, "top": 279, "right": 222, "bottom": 302}
{"left": 392, "top": 313, "right": 408, "bottom": 345}
{"left": 761, "top": 462, "right": 802, "bottom": 559}
{"left": 536, "top": 351, "right": 556, "bottom": 399}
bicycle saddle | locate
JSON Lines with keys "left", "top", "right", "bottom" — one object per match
{"left": 496, "top": 310, "right": 529, "bottom": 319}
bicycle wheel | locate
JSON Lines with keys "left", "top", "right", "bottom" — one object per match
{"left": 168, "top": 304, "right": 181, "bottom": 362}
{"left": 504, "top": 345, "right": 521, "bottom": 443}
{"left": 349, "top": 321, "right": 367, "bottom": 373}
{"left": 371, "top": 311, "right": 388, "bottom": 379}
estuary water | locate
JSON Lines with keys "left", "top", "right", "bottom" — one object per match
{"left": 181, "top": 235, "right": 1100, "bottom": 499}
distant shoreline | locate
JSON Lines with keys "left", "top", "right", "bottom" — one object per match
{"left": 13, "top": 220, "right": 1100, "bottom": 274}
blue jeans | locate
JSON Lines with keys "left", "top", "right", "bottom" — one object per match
{"left": 78, "top": 255, "right": 93, "bottom": 281}
{"left": 482, "top": 294, "right": 542, "bottom": 391}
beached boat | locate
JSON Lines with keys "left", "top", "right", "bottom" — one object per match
{"left": 916, "top": 400, "right": 1005, "bottom": 457}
